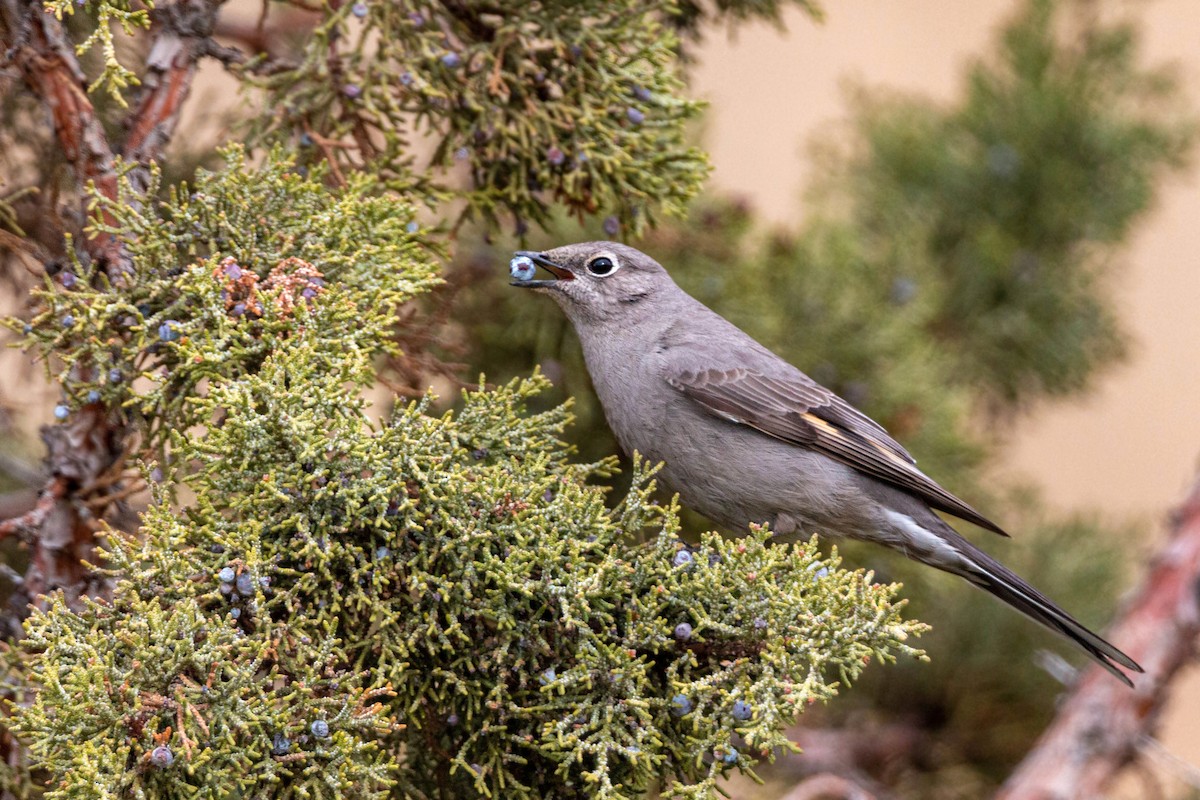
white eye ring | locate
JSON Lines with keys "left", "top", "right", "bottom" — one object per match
{"left": 586, "top": 255, "right": 621, "bottom": 277}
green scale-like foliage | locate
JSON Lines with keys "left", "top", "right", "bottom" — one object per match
{"left": 10, "top": 152, "right": 925, "bottom": 799}
{"left": 11, "top": 146, "right": 437, "bottom": 463}
{"left": 249, "top": 0, "right": 709, "bottom": 235}
{"left": 43, "top": 0, "right": 151, "bottom": 102}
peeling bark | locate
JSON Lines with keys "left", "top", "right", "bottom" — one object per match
{"left": 997, "top": 473, "right": 1200, "bottom": 799}
{"left": 0, "top": 0, "right": 235, "bottom": 632}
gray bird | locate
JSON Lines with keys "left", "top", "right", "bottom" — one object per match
{"left": 510, "top": 241, "right": 1140, "bottom": 685}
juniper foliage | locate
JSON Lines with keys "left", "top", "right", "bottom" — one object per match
{"left": 4, "top": 0, "right": 926, "bottom": 788}
{"left": 9, "top": 150, "right": 925, "bottom": 798}
{"left": 42, "top": 0, "right": 151, "bottom": 102}
{"left": 3, "top": 0, "right": 1187, "bottom": 797}
{"left": 11, "top": 146, "right": 435, "bottom": 467}
{"left": 248, "top": 0, "right": 715, "bottom": 236}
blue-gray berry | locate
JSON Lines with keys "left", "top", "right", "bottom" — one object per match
{"left": 889, "top": 277, "right": 917, "bottom": 306}
{"left": 674, "top": 622, "right": 693, "bottom": 640}
{"left": 149, "top": 745, "right": 173, "bottom": 768}
{"left": 670, "top": 694, "right": 692, "bottom": 717}
{"left": 107, "top": 368, "right": 123, "bottom": 384}
{"left": 625, "top": 107, "right": 645, "bottom": 125}
{"left": 446, "top": 713, "right": 459, "bottom": 726}
{"left": 60, "top": 272, "right": 77, "bottom": 288}
{"left": 510, "top": 256, "right": 537, "bottom": 282}
{"left": 603, "top": 215, "right": 620, "bottom": 236}
{"left": 218, "top": 566, "right": 236, "bottom": 584}
{"left": 732, "top": 700, "right": 752, "bottom": 721}
{"left": 310, "top": 719, "right": 330, "bottom": 738}
{"left": 61, "top": 315, "right": 74, "bottom": 327}
{"left": 86, "top": 390, "right": 101, "bottom": 404}
{"left": 299, "top": 133, "right": 314, "bottom": 147}
{"left": 342, "top": 83, "right": 361, "bottom": 99}
{"left": 230, "top": 608, "right": 241, "bottom": 619}
{"left": 53, "top": 405, "right": 69, "bottom": 421}
{"left": 539, "top": 668, "right": 556, "bottom": 685}
{"left": 271, "top": 733, "right": 291, "bottom": 755}
{"left": 722, "top": 747, "right": 739, "bottom": 764}
{"left": 441, "top": 52, "right": 461, "bottom": 68}
{"left": 672, "top": 549, "right": 693, "bottom": 568}
{"left": 235, "top": 571, "right": 254, "bottom": 596}
{"left": 547, "top": 146, "right": 565, "bottom": 166}
{"left": 375, "top": 546, "right": 390, "bottom": 559}
{"left": 157, "top": 320, "right": 180, "bottom": 342}
{"left": 632, "top": 86, "right": 652, "bottom": 102}
{"left": 351, "top": 2, "right": 368, "bottom": 17}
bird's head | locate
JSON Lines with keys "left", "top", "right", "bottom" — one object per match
{"left": 509, "top": 242, "right": 675, "bottom": 325}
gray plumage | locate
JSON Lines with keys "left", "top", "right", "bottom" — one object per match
{"left": 510, "top": 241, "right": 1140, "bottom": 685}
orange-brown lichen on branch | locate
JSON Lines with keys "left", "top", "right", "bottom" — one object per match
{"left": 262, "top": 257, "right": 326, "bottom": 317}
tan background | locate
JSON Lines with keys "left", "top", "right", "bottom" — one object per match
{"left": 688, "top": 0, "right": 1200, "bottom": 780}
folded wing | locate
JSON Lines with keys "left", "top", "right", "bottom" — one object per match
{"left": 667, "top": 366, "right": 1008, "bottom": 537}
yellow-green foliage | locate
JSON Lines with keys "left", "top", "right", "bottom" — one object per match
{"left": 43, "top": 0, "right": 152, "bottom": 103}
{"left": 249, "top": 0, "right": 710, "bottom": 235}
{"left": 10, "top": 152, "right": 925, "bottom": 799}
{"left": 11, "top": 146, "right": 437, "bottom": 465}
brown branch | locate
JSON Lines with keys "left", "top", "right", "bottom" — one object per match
{"left": 997, "top": 471, "right": 1200, "bottom": 800}
{"left": 0, "top": 476, "right": 66, "bottom": 542}
{"left": 2, "top": 0, "right": 126, "bottom": 276}
{"left": 0, "top": 0, "right": 230, "bottom": 632}
{"left": 121, "top": 0, "right": 231, "bottom": 192}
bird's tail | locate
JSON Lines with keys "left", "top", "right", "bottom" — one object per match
{"left": 936, "top": 520, "right": 1142, "bottom": 686}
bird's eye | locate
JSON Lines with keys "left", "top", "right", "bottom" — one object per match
{"left": 586, "top": 256, "right": 619, "bottom": 277}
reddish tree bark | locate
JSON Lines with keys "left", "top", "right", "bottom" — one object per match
{"left": 997, "top": 473, "right": 1200, "bottom": 799}
{"left": 0, "top": 0, "right": 232, "bottom": 630}
{"left": 2, "top": 0, "right": 125, "bottom": 273}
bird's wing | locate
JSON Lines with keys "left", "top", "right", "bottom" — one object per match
{"left": 667, "top": 366, "right": 1008, "bottom": 536}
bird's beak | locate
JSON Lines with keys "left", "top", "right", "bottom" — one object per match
{"left": 510, "top": 251, "right": 574, "bottom": 288}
